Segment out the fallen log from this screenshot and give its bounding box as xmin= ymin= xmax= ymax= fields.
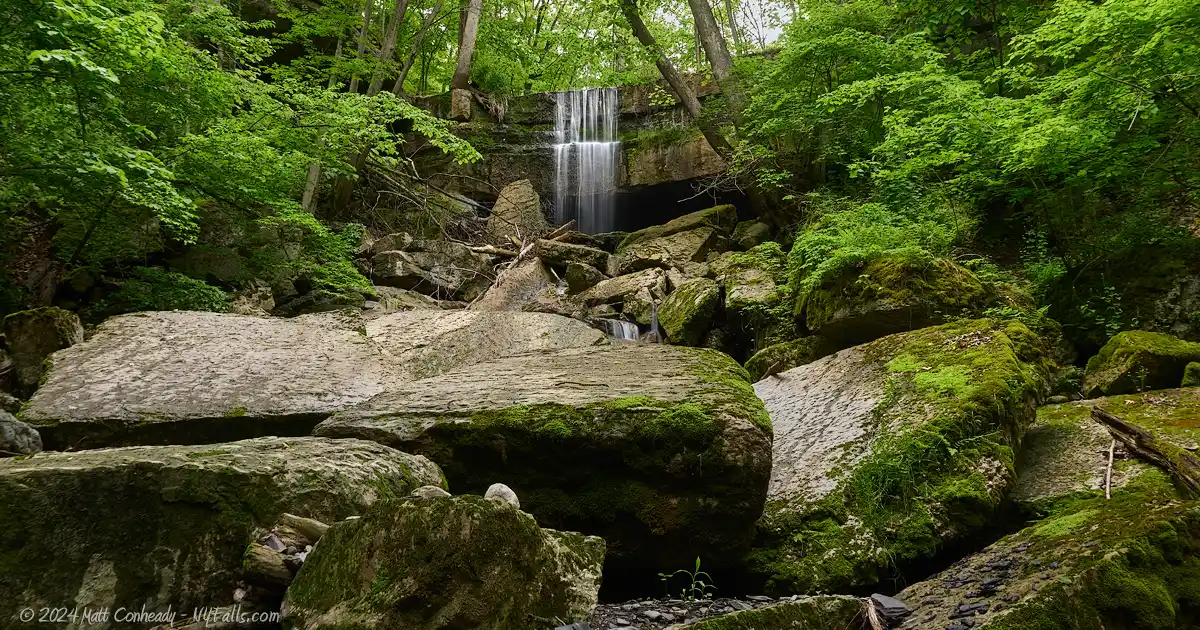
xmin=1092 ymin=406 xmax=1200 ymax=497
xmin=546 ymin=219 xmax=576 ymax=241
xmin=468 ymin=245 xmax=519 ymax=257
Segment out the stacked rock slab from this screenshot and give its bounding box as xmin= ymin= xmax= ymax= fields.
xmin=282 ymin=495 xmax=604 ymax=630
xmin=19 ymin=310 xmax=605 ymax=449
xmin=895 ymin=392 xmax=1200 ymax=628
xmin=314 ymin=344 xmax=772 ymax=574
xmin=2 ymin=306 xmax=84 ymax=394
xmin=0 ymin=437 xmax=445 ymax=617
xmin=748 ymin=319 xmax=1050 ymax=594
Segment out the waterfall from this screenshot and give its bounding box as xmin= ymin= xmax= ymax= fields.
xmin=553 ymin=88 xmax=621 ymax=234
xmin=597 ymin=318 xmax=639 ymax=343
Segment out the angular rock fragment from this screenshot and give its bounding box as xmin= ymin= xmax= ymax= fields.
xmin=1082 ymin=330 xmax=1200 ymax=397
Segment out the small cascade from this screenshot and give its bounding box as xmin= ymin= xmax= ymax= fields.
xmin=643 ymin=300 xmax=663 ymax=344
xmin=598 ymin=318 xmax=639 ymax=343
xmin=553 ymin=88 xmax=621 ymax=234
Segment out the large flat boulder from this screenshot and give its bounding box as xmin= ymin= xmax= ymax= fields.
xmin=0 ymin=437 xmax=444 ymax=618
xmin=21 ymin=310 xmax=606 ymax=450
xmin=314 ymin=344 xmax=773 ymax=574
xmin=1083 ymin=330 xmax=1200 ymax=397
xmin=748 ymin=319 xmax=1050 ymax=594
xmin=21 ymin=311 xmax=400 ymax=450
xmin=486 ymin=179 xmax=548 ymax=244
xmin=579 ymin=267 xmax=667 ymax=307
xmin=468 ymin=257 xmax=558 ymax=311
xmin=613 ymin=227 xmax=718 ymax=276
xmin=282 ymin=495 xmax=604 ymax=630
xmin=366 ymin=310 xmax=606 ymax=379
xmin=894 ymin=467 xmax=1198 ymax=629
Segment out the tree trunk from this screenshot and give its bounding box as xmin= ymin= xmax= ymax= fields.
xmin=451 ymin=0 xmax=482 ymax=90
xmin=723 ymin=0 xmax=742 ymax=49
xmin=393 ymin=0 xmax=445 ymax=96
xmin=368 ymin=0 xmax=410 ymax=95
xmin=302 ymin=38 xmax=345 ymax=213
xmin=686 ymin=0 xmax=744 ymax=119
xmin=348 ymin=0 xmax=376 ymax=94
xmin=617 ymin=0 xmax=731 ymax=161
xmin=1092 ymin=406 xmax=1200 ymax=497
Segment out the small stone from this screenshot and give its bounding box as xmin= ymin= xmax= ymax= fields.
xmin=871 ymin=593 xmax=912 ymax=619
xmin=0 ymin=411 xmax=42 ymax=456
xmin=641 ymin=610 xmax=661 ymax=620
xmin=412 ymin=485 xmax=451 ymax=499
xmin=746 ymin=595 xmax=772 ymax=602
xmin=484 ymin=482 xmax=520 ymax=508
xmin=730 ymin=600 xmax=752 ymax=611
xmin=1047 ymin=395 xmax=1069 ymax=404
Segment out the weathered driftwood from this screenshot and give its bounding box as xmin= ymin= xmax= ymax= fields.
xmin=1092 ymin=406 xmax=1200 ymax=497
xmin=279 ymin=513 xmax=329 ymax=543
xmin=468 ymin=244 xmax=519 ymax=257
xmin=546 ymin=219 xmax=577 ymax=241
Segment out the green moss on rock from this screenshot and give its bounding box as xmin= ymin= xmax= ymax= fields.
xmin=1083 ymin=330 xmax=1200 ymax=397
xmin=748 ymin=319 xmax=1052 ymax=594
xmin=795 ymin=251 xmax=993 ymax=348
xmin=0 ymin=437 xmax=444 ymax=617
xmin=719 ymin=243 xmax=797 ymax=355
xmin=659 ymin=277 xmax=720 ymax=346
xmin=1184 ymin=362 xmax=1200 ymax=388
xmin=895 ymin=470 xmax=1200 ymax=629
xmin=744 ymin=336 xmax=838 ymax=381
xmin=282 ymin=495 xmax=604 ymax=630
xmin=315 ymin=345 xmax=772 ymax=574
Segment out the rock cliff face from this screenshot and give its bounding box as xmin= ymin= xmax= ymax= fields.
xmin=408 ymin=81 xmax=728 ymax=208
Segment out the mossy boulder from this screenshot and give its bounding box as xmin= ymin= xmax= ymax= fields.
xmin=20 ymin=310 xmax=604 ymax=450
xmin=1185 ymin=362 xmax=1200 ymax=387
xmin=715 ymin=243 xmax=796 ymax=357
xmin=665 ymin=596 xmax=863 ymax=629
xmin=1083 ymin=330 xmax=1200 ymax=397
xmin=613 ymin=227 xmax=719 ymax=276
xmin=731 ymin=221 xmax=771 ymax=251
xmin=2 ymin=306 xmax=84 ymax=394
xmin=486 ymin=179 xmax=548 ymax=245
xmin=314 ymin=344 xmax=772 ymax=575
xmin=282 ymin=495 xmax=603 ymax=630
xmin=370 ymin=240 xmax=493 ymax=301
xmin=536 ymin=239 xmax=611 ymax=270
xmin=659 ymin=277 xmax=720 ymax=346
xmin=795 ymin=253 xmax=993 ymax=348
xmin=743 ymin=337 xmax=838 ymax=382
xmin=0 ymin=437 xmax=445 ymax=617
xmin=894 ymin=470 xmax=1200 ymax=629
xmin=579 ymin=267 xmax=667 ymax=307
xmin=616 ymin=205 xmax=738 ymax=252
xmin=565 ymin=262 xmax=607 ymax=294
xmin=748 ymin=319 xmax=1051 ymax=594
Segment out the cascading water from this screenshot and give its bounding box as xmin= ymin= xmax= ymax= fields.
xmin=597 ymin=318 xmax=639 ymax=343
xmin=553 ymin=88 xmax=621 ymax=234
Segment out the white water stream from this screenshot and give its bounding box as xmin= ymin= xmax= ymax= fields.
xmin=553 ymin=88 xmax=621 ymax=234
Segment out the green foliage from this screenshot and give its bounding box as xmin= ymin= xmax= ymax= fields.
xmin=88 ymin=267 xmax=229 ymax=318
xmin=658 ymin=557 xmax=717 ymax=601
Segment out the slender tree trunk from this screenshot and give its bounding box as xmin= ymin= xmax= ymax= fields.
xmin=368 ymin=0 xmax=410 ymax=95
xmin=686 ymin=0 xmax=744 ymax=119
xmin=723 ymin=0 xmax=742 ymax=49
xmin=393 ymin=0 xmax=444 ymax=96
xmin=302 ymin=38 xmax=345 ymax=213
xmin=451 ymin=0 xmax=482 ymax=90
xmin=348 ymin=0 xmax=375 ymax=94
xmin=617 ymin=0 xmax=731 ymax=160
